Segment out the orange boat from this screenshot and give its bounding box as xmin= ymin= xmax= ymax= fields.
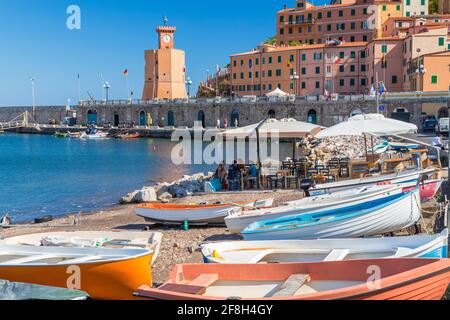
xmin=135 ymin=258 xmax=450 ymax=300
xmin=118 ymin=132 xmax=141 ymax=140
xmin=0 ymin=244 xmax=152 ymax=300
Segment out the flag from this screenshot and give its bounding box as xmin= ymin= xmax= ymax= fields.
xmin=379 ymin=82 xmax=387 ymax=95
xmin=333 ymin=55 xmax=341 ymax=64
xmin=369 ymin=85 xmax=376 ymax=97
xmin=287 ymin=61 xmax=292 ymax=68
xmin=123 ymin=69 xmax=129 ymax=76
xmin=324 ymin=89 xmax=330 ymax=96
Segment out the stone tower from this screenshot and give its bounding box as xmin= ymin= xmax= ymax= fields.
xmin=142 ymin=19 xmax=187 ymax=100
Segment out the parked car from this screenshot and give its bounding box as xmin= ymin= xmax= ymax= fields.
xmin=422 ymin=117 xmax=437 ymax=132
xmin=438 ymin=117 xmax=449 ymax=135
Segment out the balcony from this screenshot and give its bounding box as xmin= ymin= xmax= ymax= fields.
xmin=282 ymin=19 xmax=316 ymax=26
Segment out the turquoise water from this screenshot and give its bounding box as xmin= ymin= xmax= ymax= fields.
xmin=0 ymin=133 xmax=212 ymax=222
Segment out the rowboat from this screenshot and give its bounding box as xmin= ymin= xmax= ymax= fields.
xmin=118 ymin=132 xmax=141 ymax=140
xmin=54 ymin=131 xmax=69 ymax=138
xmin=202 ymin=229 xmax=448 ymax=264
xmin=242 ymin=188 xmax=421 ymax=240
xmin=0 ymin=244 xmax=152 ymax=300
xmin=135 ymin=258 xmax=450 ymax=300
xmin=80 ymin=131 xmax=109 ymax=140
xmin=225 ymin=184 xmax=402 ymax=233
xmin=134 ymin=199 xmax=274 ymax=225
xmin=0 ymin=279 xmax=89 ymax=300
xmin=309 ymin=167 xmax=435 ymax=197
xmin=0 ymin=231 xmax=163 ymax=265
xmin=68 ymin=131 xmax=83 ymax=138
xmin=403 ymin=179 xmax=443 ymax=202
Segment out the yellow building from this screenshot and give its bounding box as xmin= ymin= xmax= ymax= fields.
xmin=376 ymin=1 xmax=404 ymax=38
xmin=142 ymin=23 xmax=187 ymax=100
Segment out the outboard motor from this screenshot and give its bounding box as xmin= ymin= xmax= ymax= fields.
xmin=300 ymin=179 xmax=316 ymax=197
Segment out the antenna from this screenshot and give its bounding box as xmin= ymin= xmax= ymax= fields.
xmin=163 ymin=16 xmax=168 ymax=26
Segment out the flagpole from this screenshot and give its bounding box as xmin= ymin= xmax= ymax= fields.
xmin=126 ymin=75 xmax=130 ymax=100
xmin=77 ymin=74 xmax=81 ymax=103
xmin=376 ymin=71 xmax=380 ymax=114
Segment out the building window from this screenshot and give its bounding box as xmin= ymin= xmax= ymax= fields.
xmin=339 ymin=65 xmax=345 ymax=73
xmin=396 ymin=5 xmax=400 ymax=10
xmin=350 ymin=65 xmax=356 ymax=72
xmin=363 ymin=8 xmax=368 ymax=15
xmin=338 ymin=10 xmax=343 ymax=17
xmin=233 ymin=73 xmax=236 ymax=79
xmin=350 ymin=51 xmax=356 ymax=59
xmin=233 ymin=60 xmax=237 ymax=67
xmin=290 ymin=55 xmax=294 ymax=62
xmin=406 ymin=11 xmax=410 ymax=17
xmin=439 ymin=37 xmax=445 ymax=46
xmin=327 ymin=11 xmax=332 ymax=18
xmin=276 ymin=69 xmax=282 ymax=77
xmin=301 ymin=53 xmax=306 ymax=61
xmin=240 ymin=60 xmax=244 ymax=66
xmin=339 ymin=52 xmax=345 ymax=59
xmin=361 ymin=64 xmax=367 ymax=72
xmin=351 ymin=22 xmax=356 ymax=30
xmin=249 ymin=72 xmax=252 ymax=79
xmin=361 ymin=51 xmax=366 ymax=58
xmin=350 ymin=36 xmax=355 ymax=42
xmin=315 ymin=81 xmax=320 ymax=89
xmin=301 ymin=82 xmax=306 ymax=89
xmin=350 ymin=78 xmax=355 ymax=86
xmin=391 ymin=75 xmax=397 ymax=84
xmin=382 ymin=5 xmax=386 ymax=11
xmin=279 ymin=16 xmax=284 ymax=23
xmin=268 ymin=84 xmax=272 ymax=90
xmin=318 ymin=12 xmax=322 ymax=19
xmin=339 ymin=79 xmax=345 ymax=87
xmin=278 ymin=56 xmax=282 ymax=63
xmin=301 ymin=67 xmax=306 ymax=75
xmin=406 ymin=0 xmax=410 ymax=5
xmin=327 ymin=24 xmax=331 ymax=31
xmin=255 ymin=71 xmax=259 ymax=78
xmin=315 ymin=67 xmax=320 ymax=74
xmin=363 ymin=35 xmax=368 ymax=42
xmin=289 ymin=28 xmax=293 ymax=34
xmin=351 ymin=9 xmax=356 ymax=16
xmin=255 ymin=58 xmax=259 ymax=65
xmin=431 ymin=75 xmax=438 ymax=84
xmin=262 ymin=71 xmax=266 ymax=77
xmin=262 ymin=57 xmax=266 ymax=64
xmin=240 ymin=72 xmax=244 ymax=79
xmin=381 ymin=45 xmax=387 ymax=53
xmin=421 ymin=0 xmax=425 ymax=5
xmin=280 ymin=28 xmax=284 ymax=35
xmin=269 ymin=57 xmax=273 ymax=64
xmin=361 ymin=78 xmax=367 ymax=86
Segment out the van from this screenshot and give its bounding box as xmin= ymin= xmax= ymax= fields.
xmin=438 ymin=118 xmax=449 ymax=134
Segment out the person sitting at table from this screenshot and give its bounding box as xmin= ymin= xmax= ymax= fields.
xmin=432 ymin=134 xmax=446 ymax=150
xmin=227 ymin=161 xmax=242 ymax=191
xmin=248 ymin=162 xmax=259 ymax=189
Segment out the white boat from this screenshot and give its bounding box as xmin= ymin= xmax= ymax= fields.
xmin=80 ymin=131 xmax=109 ymax=140
xmin=309 ymin=167 xmax=435 ymax=196
xmin=225 ymin=185 xmax=402 ymax=233
xmin=0 ymin=231 xmax=163 ymax=265
xmin=134 ymin=199 xmax=274 ymax=225
xmin=242 ymin=188 xmax=422 ymax=240
xmin=202 ymin=229 xmax=449 ymax=264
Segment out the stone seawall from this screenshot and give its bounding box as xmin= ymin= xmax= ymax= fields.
xmin=76 ymin=98 xmax=449 ymax=129
xmin=0 ymin=106 xmax=68 ymax=124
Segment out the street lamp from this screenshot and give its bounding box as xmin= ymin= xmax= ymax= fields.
xmin=415 ymin=64 xmax=427 ymax=93
xmin=103 ymin=81 xmax=110 ymax=102
xmin=185 ymin=77 xmax=193 ymax=99
xmin=290 ymin=72 xmax=300 ymax=96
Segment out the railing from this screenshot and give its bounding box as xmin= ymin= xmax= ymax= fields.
xmin=77 ymin=91 xmax=450 ymax=107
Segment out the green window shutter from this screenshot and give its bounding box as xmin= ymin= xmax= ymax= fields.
xmin=339 ymin=52 xmax=344 ymax=59
xmin=350 ymin=51 xmax=356 ymax=58
xmin=396 ymin=5 xmax=400 ymax=11
xmin=406 ymin=11 xmax=410 ymax=17
xmin=406 ymin=0 xmax=410 ymax=5
xmin=381 ymin=45 xmax=387 ymax=53
xmin=302 ymin=53 xmax=306 ymax=61
xmin=382 ymin=5 xmax=386 ymax=11
xmin=431 ymin=75 xmax=438 ymax=84
xmin=439 ymin=37 xmax=445 ymax=46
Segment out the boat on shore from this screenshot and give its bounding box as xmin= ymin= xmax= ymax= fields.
xmin=225 ymin=185 xmax=402 ymax=233
xmin=135 ymin=258 xmax=450 ymax=300
xmin=242 ymin=188 xmax=421 ymax=240
xmin=0 ymin=279 xmax=89 ymax=300
xmin=134 ymin=199 xmax=274 ymax=225
xmin=1 ymin=231 xmax=163 ymax=265
xmin=0 ymin=244 xmax=152 ymax=300
xmin=403 ymin=179 xmax=444 ymax=202
xmin=202 ymin=229 xmax=449 ymax=264
xmin=309 ymin=167 xmax=436 ymax=196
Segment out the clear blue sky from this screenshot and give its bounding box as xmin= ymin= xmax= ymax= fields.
xmin=0 ymin=0 xmax=329 ymax=106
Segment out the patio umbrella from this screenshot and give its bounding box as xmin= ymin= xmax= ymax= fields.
xmin=315 ymin=114 xmax=418 ymax=138
xmin=265 ymin=88 xmax=289 ymax=97
xmin=222 ymin=118 xmax=322 ymax=140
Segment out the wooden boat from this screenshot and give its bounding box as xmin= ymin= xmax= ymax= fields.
xmin=242 ymin=188 xmax=421 ymax=240
xmin=68 ymin=131 xmax=83 ymax=138
xmin=118 ymin=132 xmax=141 ymax=140
xmin=225 ymin=185 xmax=402 ymax=233
xmin=390 ymin=142 xmax=421 ymax=150
xmin=54 ymin=131 xmax=69 ymax=138
xmin=202 ymin=229 xmax=449 ymax=264
xmin=402 ymin=179 xmax=443 ymax=202
xmin=1 ymin=231 xmax=163 ymax=265
xmin=0 ymin=244 xmax=152 ymax=300
xmin=80 ymin=131 xmax=109 ymax=140
xmin=309 ymin=167 xmax=435 ymax=197
xmin=135 ymin=258 xmax=450 ymax=300
xmin=0 ymin=279 xmax=89 ymax=300
xmin=134 ymin=199 xmax=274 ymax=225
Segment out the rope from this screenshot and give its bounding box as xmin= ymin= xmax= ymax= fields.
xmin=412 ymin=190 xmax=430 ymax=235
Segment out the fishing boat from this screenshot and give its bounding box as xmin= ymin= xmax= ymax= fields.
xmin=0 ymin=244 xmax=152 ymax=300
xmin=68 ymin=131 xmax=83 ymax=138
xmin=403 ymin=179 xmax=443 ymax=202
xmin=135 ymin=258 xmax=450 ymax=300
xmin=54 ymin=131 xmax=69 ymax=138
xmin=134 ymin=199 xmax=274 ymax=225
xmin=118 ymin=132 xmax=141 ymax=140
xmin=202 ymin=229 xmax=448 ymax=264
xmin=225 ymin=184 xmax=402 ymax=233
xmin=0 ymin=279 xmax=89 ymax=300
xmin=309 ymin=167 xmax=435 ymax=196
xmin=241 ymin=188 xmax=421 ymax=240
xmin=1 ymin=231 xmax=163 ymax=265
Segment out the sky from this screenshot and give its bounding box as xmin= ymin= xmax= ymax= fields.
xmin=0 ymin=0 xmax=330 ymax=106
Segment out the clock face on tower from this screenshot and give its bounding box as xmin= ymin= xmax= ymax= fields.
xmin=163 ymin=34 xmax=172 ymax=43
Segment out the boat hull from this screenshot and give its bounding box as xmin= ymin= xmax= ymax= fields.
xmin=135 ymin=259 xmax=450 ymax=300
xmin=242 ymin=189 xmax=422 ymax=240
xmin=402 ymin=179 xmax=443 ymax=202
xmin=202 ymin=229 xmax=449 ymax=264
xmin=225 ymin=185 xmax=401 ymax=233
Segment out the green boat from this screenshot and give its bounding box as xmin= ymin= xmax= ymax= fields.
xmin=54 ymin=131 xmax=69 ymax=138
xmin=0 ymin=279 xmax=89 ymax=300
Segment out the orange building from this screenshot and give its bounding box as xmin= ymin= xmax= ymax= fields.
xmin=142 ymin=23 xmax=187 ymax=100
xmin=276 ymin=0 xmax=403 ymax=45
xmin=410 ymin=51 xmax=450 ymax=91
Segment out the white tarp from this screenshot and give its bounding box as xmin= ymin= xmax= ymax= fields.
xmin=315 ymin=114 xmax=418 ymax=138
xmin=265 ymin=88 xmax=289 ymax=97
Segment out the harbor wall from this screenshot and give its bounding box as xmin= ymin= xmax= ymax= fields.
xmin=0 ymin=106 xmax=69 ymax=124
xmin=75 ymin=99 xmax=449 ymax=129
